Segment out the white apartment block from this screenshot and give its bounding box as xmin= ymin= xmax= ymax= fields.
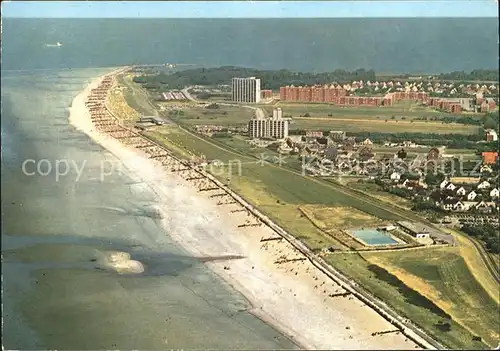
xmin=248 ymin=108 xmax=289 ymax=139
xmin=232 ymin=77 xmax=261 ymax=103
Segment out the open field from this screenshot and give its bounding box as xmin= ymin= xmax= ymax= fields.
xmin=298 ymin=205 xmax=387 ymax=250
xmin=300 ymin=204 xmax=385 ymax=230
xmin=363 ymin=249 xmax=500 ymax=348
xmin=269 ymin=101 xmax=453 ymax=118
xmin=168 ymin=105 xmax=254 ymax=126
xmin=290 ymin=117 xmax=480 ymax=134
xmin=327 ymin=250 xmax=497 ymax=349
xmin=445 ymin=229 xmax=500 ymax=305
xmin=347 ymin=182 xmax=413 ymax=210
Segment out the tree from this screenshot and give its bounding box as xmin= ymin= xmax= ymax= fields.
xmin=397 ymin=148 xmax=407 ymax=159
xmin=483 ymin=116 xmax=497 ymax=130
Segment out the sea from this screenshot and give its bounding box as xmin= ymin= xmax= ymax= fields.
xmin=1 ymin=18 xmax=498 ymax=350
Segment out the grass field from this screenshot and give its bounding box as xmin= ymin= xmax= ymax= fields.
xmin=300 ymin=204 xmax=385 ymax=230
xmin=168 ymin=105 xmax=254 ymax=126
xmin=269 ymin=101 xmax=452 ymax=118
xmin=298 ymin=204 xmax=388 ymax=250
xmin=445 ymin=229 xmax=500 ymax=305
xmin=116 ymin=74 xmax=158 ymax=117
xmin=327 ymin=249 xmax=498 ymax=349
xmin=144 ymin=125 xmax=405 ymax=250
xmin=290 ymin=117 xmax=480 ymax=134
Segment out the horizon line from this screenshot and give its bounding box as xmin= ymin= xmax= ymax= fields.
xmin=2 ymin=1 xmax=499 ymax=18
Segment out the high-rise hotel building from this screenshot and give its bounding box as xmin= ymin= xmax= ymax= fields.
xmin=232 ymin=77 xmax=261 ymax=103
xmin=248 ymin=108 xmax=289 ymax=139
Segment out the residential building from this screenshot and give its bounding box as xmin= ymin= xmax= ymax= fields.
xmin=390 ymin=172 xmax=401 ymax=182
xmin=456 ymin=187 xmax=467 ymax=196
xmin=467 ymin=191 xmax=478 ymax=201
xmin=247 ymin=108 xmax=289 ymax=139
xmin=261 ymin=89 xmax=273 ymax=99
xmin=478 ymin=181 xmax=491 ymax=189
xmin=248 ymin=118 xmax=269 ymax=139
xmin=482 ymin=151 xmax=499 ymax=165
xmin=485 ymin=129 xmax=498 ymax=142
xmin=329 ymin=130 xmax=346 ymax=141
xmin=445 ymin=182 xmax=456 ymax=191
xmin=440 ymin=180 xmax=449 ymax=190
xmin=490 ymin=188 xmax=499 ymax=199
xmin=427 ymin=148 xmax=440 ymax=161
xmin=232 ymin=77 xmax=261 ymax=103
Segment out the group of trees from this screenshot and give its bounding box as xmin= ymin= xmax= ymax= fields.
xmin=348 ymin=131 xmax=484 ymax=149
xmin=134 ymin=66 xmax=378 ymax=90
xmin=461 ymin=225 xmax=500 ymax=254
xmin=437 ymin=69 xmax=499 ymax=82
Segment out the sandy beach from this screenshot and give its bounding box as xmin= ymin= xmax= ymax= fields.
xmin=68 ymin=70 xmax=421 ymax=350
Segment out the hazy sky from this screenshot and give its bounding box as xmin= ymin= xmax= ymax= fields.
xmin=2 ymin=1 xmax=498 ymax=18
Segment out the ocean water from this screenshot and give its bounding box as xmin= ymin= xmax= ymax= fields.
xmin=1 ymin=69 xmax=298 ymax=349
xmin=2 ymin=18 xmax=498 ymax=73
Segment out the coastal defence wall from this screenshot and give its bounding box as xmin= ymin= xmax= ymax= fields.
xmin=99 ymin=69 xmax=443 ymax=350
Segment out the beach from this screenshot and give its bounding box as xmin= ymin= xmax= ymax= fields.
xmin=68 ymin=70 xmax=420 ymax=350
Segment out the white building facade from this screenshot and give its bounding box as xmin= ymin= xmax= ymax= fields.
xmin=232 ymin=77 xmax=261 ymax=103
xmin=248 ymin=108 xmax=289 ymax=139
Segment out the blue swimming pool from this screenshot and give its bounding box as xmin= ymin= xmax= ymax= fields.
xmin=350 ymin=229 xmax=399 ymax=246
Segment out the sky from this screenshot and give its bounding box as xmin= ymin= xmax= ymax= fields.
xmin=2 ymin=1 xmax=498 ymax=18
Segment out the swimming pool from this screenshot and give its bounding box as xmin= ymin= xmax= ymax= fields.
xmin=350 ymin=229 xmax=400 ymax=246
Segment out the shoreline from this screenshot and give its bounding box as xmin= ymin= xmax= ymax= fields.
xmin=68 ymin=68 xmax=424 ymax=350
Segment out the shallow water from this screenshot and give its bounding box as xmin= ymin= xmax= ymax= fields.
xmin=1 ymin=69 xmax=298 ymax=350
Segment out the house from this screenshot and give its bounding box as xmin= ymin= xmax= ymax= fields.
xmin=445 ymin=182 xmax=456 ymax=191
xmin=439 ymin=180 xmax=449 ymax=190
xmin=467 ymin=191 xmax=478 ymax=201
xmin=485 ymin=129 xmax=498 ymax=142
xmin=462 ymin=201 xmax=478 ymax=211
xmin=482 ymin=152 xmax=499 ymax=165
xmin=490 ymin=188 xmax=499 ymax=199
xmin=475 ymin=201 xmax=490 ymax=212
xmin=390 ymin=172 xmax=401 ymax=182
xmin=480 ymin=164 xmax=493 ymax=173
xmin=441 ymin=198 xmax=461 ymax=211
xmin=401 ymin=179 xmax=421 ymax=190
xmin=477 ymin=181 xmax=491 ymax=189
xmin=427 ymin=147 xmax=440 ymax=161
xmin=362 ymin=138 xmax=373 ymax=146
xmin=453 ymin=201 xmax=466 ymax=211
xmin=456 ymin=187 xmax=467 ymax=196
